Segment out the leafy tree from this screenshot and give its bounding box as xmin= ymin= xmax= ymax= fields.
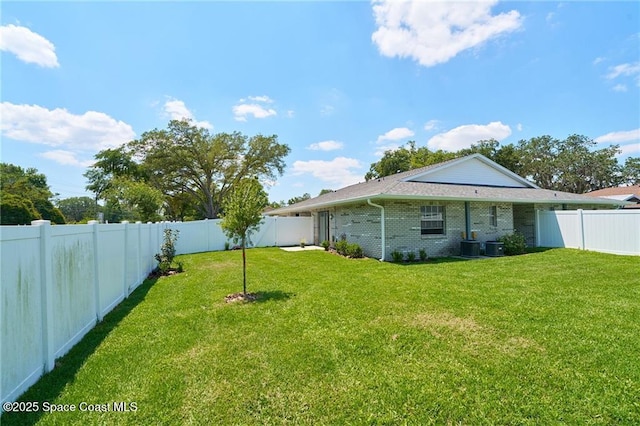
xmin=127 ymin=119 xmax=290 ymax=219
xmin=518 ymin=135 xmax=622 ymax=193
xmin=459 ymin=139 xmax=523 ymax=175
xmin=220 ymin=178 xmax=268 ymax=296
xmin=622 ymin=157 xmax=640 ymax=186
xmin=84 ymin=147 xmax=142 ymax=200
xmin=56 ymin=196 xmax=97 ymax=223
xmin=287 ymin=193 xmax=311 ymax=205
xmin=365 ymin=144 xmax=413 ymax=181
xmin=0 ymin=193 xmax=41 ymax=224
xmin=164 ymin=190 xmax=201 ymax=222
xmin=267 ymin=200 xmax=286 ymax=209
xmin=365 ymin=141 xmax=457 ymax=181
xmin=0 ymin=163 xmax=66 ymax=224
xmin=318 ymin=189 xmax=334 ymax=196
xmin=105 ymin=178 xmax=164 ymax=223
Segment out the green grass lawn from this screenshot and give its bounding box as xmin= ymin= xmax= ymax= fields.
xmin=3 ymin=248 xmax=640 ymax=425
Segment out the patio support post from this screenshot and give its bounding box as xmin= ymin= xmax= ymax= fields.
xmin=464 ymin=201 xmax=471 ymax=240
xmin=367 ymin=199 xmax=385 ymax=261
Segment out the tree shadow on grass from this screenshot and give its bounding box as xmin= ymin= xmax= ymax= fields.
xmin=255 ymin=290 xmax=294 ymax=303
xmin=0 ymin=277 xmax=158 ymax=426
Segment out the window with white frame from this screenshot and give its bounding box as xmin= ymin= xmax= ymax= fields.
xmin=489 ymin=205 xmax=498 ymax=227
xmin=421 ymin=205 xmax=445 ymax=235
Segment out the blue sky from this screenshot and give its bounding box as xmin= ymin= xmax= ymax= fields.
xmin=1 ymin=1 xmax=639 ymax=204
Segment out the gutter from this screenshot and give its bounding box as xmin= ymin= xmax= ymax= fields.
xmin=367 ymin=199 xmax=385 ymax=261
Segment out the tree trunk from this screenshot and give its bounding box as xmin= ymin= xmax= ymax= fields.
xmin=242 ymin=236 xmax=247 ymax=296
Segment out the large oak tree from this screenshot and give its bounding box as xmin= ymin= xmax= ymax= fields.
xmin=127 ymin=120 xmax=290 ymax=219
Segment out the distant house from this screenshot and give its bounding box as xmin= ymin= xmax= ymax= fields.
xmin=267 ymin=154 xmax=627 ymax=260
xmin=586 ymin=185 xmax=640 ymax=209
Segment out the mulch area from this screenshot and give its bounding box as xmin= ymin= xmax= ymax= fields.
xmin=225 ymin=292 xmax=259 ymax=303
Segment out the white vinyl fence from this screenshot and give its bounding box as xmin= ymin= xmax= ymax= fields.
xmin=537 ymin=209 xmax=640 ymax=255
xmin=0 ymin=216 xmax=312 ymax=409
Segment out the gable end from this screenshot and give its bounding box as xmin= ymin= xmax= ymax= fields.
xmin=406 ymin=156 xmax=535 ymax=188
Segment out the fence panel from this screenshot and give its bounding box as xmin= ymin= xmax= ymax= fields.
xmin=50 ymin=226 xmax=96 ymax=359
xmin=98 ymin=224 xmax=127 ymax=316
xmin=270 ymin=217 xmax=314 ymax=246
xmin=0 ymin=226 xmax=44 ymax=404
xmin=537 ymin=209 xmax=639 ymax=255
xmin=582 ymin=210 xmax=640 ymax=255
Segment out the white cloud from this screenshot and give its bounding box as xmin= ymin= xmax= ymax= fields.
xmin=371 ymin=0 xmax=522 ymax=67
xmin=308 ymin=140 xmax=344 ymax=151
xmin=39 ymin=150 xmax=93 ymax=167
xmin=595 ymin=129 xmax=640 ymax=144
xmin=376 ymin=127 xmax=414 ymax=143
xmin=0 ymin=24 xmax=59 ymax=68
xmin=620 ymin=143 xmax=640 ymax=156
xmin=427 ymin=121 xmax=512 ymax=151
xmin=612 ymin=84 xmax=628 ymax=92
xmin=320 ymin=105 xmax=335 ymax=116
xmin=287 ymin=110 xmax=295 ymax=118
xmin=246 ymin=95 xmax=274 ymax=103
xmin=606 ymin=62 xmax=640 ymax=80
xmin=163 ymin=98 xmax=213 ymax=129
xmin=423 ymin=120 xmax=439 ymax=131
xmin=233 ymin=96 xmax=277 ymax=122
xmin=292 ymin=157 xmax=363 ymax=187
xmin=516 ymin=123 xmax=523 ymax=131
xmin=0 ymin=102 xmax=135 ymax=152
xmin=593 ymin=57 xmax=605 ymax=65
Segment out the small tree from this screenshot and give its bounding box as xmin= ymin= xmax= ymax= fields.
xmin=155 ymin=228 xmax=180 ymax=275
xmin=220 ymin=178 xmax=268 ymax=296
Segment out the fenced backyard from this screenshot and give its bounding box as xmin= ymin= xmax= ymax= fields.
xmin=0 ymin=217 xmax=313 ymax=408
xmin=1 ymin=209 xmax=638 ymax=421
xmin=2 ymin=248 xmax=639 ymax=424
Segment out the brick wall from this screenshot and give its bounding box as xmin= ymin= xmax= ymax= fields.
xmin=331 ymin=200 xmax=515 ymax=260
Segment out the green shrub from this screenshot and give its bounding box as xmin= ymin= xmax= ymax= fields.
xmin=346 ymin=243 xmax=363 ymax=258
xmin=406 ymin=251 xmax=416 ymax=262
xmin=155 ymin=228 xmax=180 ymax=274
xmin=391 ymin=250 xmax=404 ymax=262
xmin=0 ymin=193 xmax=41 ymax=225
xmin=321 ymin=240 xmax=330 ymax=251
xmin=419 ymin=249 xmax=427 ymax=261
xmin=335 ymin=240 xmax=349 ymax=256
xmin=498 ymin=232 xmax=527 ymax=255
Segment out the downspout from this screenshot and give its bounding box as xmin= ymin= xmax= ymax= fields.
xmin=367 ymin=199 xmax=385 ymax=261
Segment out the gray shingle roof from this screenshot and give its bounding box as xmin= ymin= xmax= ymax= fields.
xmin=269 ymin=154 xmax=627 ymax=214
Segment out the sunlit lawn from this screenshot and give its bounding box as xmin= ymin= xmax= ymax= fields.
xmin=3 ymin=248 xmax=640 ymax=424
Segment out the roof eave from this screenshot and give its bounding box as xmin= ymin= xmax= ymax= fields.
xmin=266 ymin=193 xmax=627 ymax=215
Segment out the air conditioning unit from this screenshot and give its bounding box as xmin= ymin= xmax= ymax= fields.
xmin=485 ymin=241 xmax=505 ymax=257
xmin=460 ymin=240 xmax=480 ymax=257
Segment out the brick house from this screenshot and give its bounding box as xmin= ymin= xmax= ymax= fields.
xmin=267 ymin=154 xmax=626 ymax=260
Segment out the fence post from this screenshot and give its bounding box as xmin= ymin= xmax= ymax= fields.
xmin=88 ymin=221 xmax=103 ymax=322
xmin=32 ymin=220 xmax=55 ymax=373
xmin=577 ymin=209 xmax=585 ymax=250
xmin=136 ymin=222 xmax=142 ymax=288
xmin=122 ymin=221 xmax=129 ymax=298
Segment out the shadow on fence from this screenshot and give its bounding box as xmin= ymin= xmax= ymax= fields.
xmin=0 ymin=276 xmax=157 ymax=426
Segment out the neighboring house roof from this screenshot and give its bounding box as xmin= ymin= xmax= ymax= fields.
xmin=269 ymin=154 xmax=628 ymax=215
xmin=586 ymin=185 xmax=640 ymax=204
